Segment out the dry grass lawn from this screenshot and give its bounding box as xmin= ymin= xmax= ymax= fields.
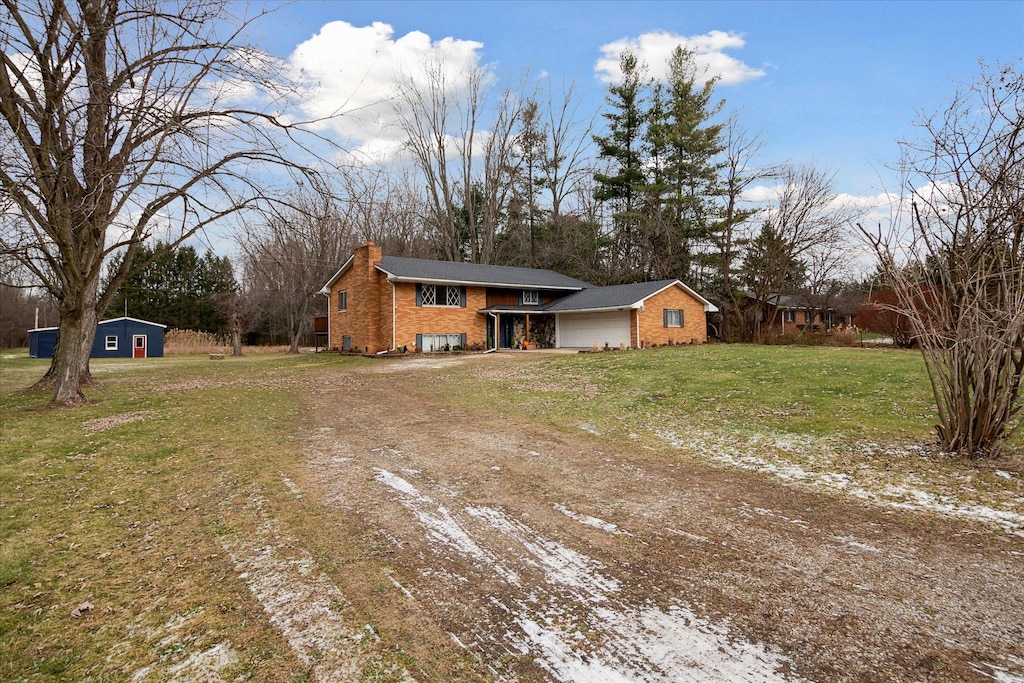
xmin=1 ymin=347 xmax=1021 ymax=682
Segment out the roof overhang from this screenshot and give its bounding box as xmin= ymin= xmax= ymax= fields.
xmin=479 ymin=305 xmax=548 ymax=314
xmin=550 ymin=306 xmax=634 ymax=315
xmin=318 ymin=254 xmax=355 ymax=295
xmin=98 ymin=316 xmax=168 ymax=328
xmin=377 ymin=266 xmax=585 ymax=291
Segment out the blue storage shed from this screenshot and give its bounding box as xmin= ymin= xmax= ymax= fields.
xmin=28 ymin=316 xmax=166 ymax=359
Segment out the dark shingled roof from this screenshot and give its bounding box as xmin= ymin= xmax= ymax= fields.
xmin=543 ymin=280 xmax=679 ymax=312
xmin=376 ymin=256 xmax=591 ymax=290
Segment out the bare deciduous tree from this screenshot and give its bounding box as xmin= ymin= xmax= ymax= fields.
xmin=741 ymin=165 xmax=854 ymax=340
xmin=395 ymin=58 xmax=488 ymax=262
xmin=862 ymin=63 xmax=1023 ymax=456
xmin=710 ymin=116 xmax=765 ymax=340
xmin=0 ymin=0 xmax=330 ymax=405
xmin=237 ymin=192 xmax=356 ymax=354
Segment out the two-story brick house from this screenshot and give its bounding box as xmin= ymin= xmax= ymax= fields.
xmin=320 ymin=243 xmax=718 ymax=353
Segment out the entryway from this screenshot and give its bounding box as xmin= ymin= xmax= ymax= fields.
xmin=133 ymin=334 xmax=147 ymax=358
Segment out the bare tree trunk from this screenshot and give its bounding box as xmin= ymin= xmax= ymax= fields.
xmin=231 ymin=311 xmax=243 ymax=357
xmin=32 ymin=273 xmax=100 ymax=403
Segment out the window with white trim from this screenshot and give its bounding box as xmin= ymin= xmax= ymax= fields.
xmin=783 ymin=310 xmax=795 ymax=323
xmin=105 ymin=335 xmax=118 ymax=350
xmin=338 ymin=290 xmax=347 ymax=312
xmin=663 ymin=309 xmax=684 ymax=327
xmin=419 ymin=284 xmax=462 ymax=307
xmin=522 ymin=289 xmax=539 ymax=305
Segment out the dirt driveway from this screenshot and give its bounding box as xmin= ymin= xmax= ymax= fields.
xmin=244 ymin=354 xmax=1024 ymax=682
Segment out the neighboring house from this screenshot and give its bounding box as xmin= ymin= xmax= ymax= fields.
xmin=746 ymin=294 xmax=851 ymax=334
xmin=28 ymin=316 xmax=166 ymax=359
xmin=319 ymin=242 xmax=718 ymax=353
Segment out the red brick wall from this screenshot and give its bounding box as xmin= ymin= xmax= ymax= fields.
xmin=394 ymin=283 xmax=488 ymax=350
xmin=329 ymin=243 xmax=489 ymax=353
xmin=329 ymin=243 xmax=387 ymax=352
xmin=637 ymin=284 xmax=708 ymax=346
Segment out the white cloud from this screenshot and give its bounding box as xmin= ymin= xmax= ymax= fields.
xmin=282 ymin=21 xmax=486 ymax=162
xmin=741 ymin=184 xmax=898 ymax=213
xmin=595 ymin=30 xmax=766 ymax=86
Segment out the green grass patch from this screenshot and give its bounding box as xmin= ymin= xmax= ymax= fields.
xmin=0 ymin=351 xmax=379 ymax=682
xmin=454 ymin=345 xmax=939 ymax=443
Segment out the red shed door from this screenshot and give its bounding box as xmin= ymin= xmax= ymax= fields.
xmin=133 ymin=335 xmax=146 ymax=358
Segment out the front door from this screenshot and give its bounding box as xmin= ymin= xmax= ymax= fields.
xmin=133 ymin=335 xmax=146 ymax=358
xmin=499 ymin=315 xmax=518 ymax=349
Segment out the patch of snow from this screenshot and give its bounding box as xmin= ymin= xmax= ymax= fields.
xmin=377 ymin=472 xmax=799 ymax=681
xmin=280 ymin=475 xmax=301 ymax=497
xmin=667 ymin=528 xmax=710 ymax=543
xmin=996 ymin=470 xmax=1014 ymax=480
xmin=374 ymin=468 xmax=426 ymax=501
xmin=374 ymin=469 xmax=521 ymax=585
xmin=384 ymin=570 xmax=415 ymax=601
xmin=166 ymin=641 xmax=239 ymax=682
xmin=971 ymin=658 xmax=1024 ymax=682
xmin=833 ymin=535 xmax=881 ymax=554
xmin=223 ymin=498 xmax=415 ymax=682
xmin=553 ymin=503 xmax=628 ymax=535
xmin=469 ymin=505 xmax=620 ymax=598
xmin=654 ymin=427 xmax=1024 ymax=538
xmin=579 ymin=423 xmax=600 ymax=435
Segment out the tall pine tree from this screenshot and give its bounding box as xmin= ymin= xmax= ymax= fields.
xmin=106 ymin=242 xmax=236 ymax=333
xmin=593 ymin=52 xmax=650 ymax=281
xmin=644 ymin=46 xmax=726 ymax=282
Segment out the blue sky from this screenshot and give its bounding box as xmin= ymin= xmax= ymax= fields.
xmin=224 ymin=0 xmax=1024 ymax=243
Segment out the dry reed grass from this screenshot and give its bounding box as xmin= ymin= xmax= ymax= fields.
xmin=164 ymin=328 xmax=291 ymax=355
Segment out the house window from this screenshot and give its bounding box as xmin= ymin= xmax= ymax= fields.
xmin=419 ymin=333 xmax=464 ymax=352
xmin=522 ymin=290 xmax=539 ymax=305
xmin=663 ymin=309 xmax=684 ymax=327
xmin=338 ymin=290 xmax=348 ymax=312
xmin=783 ymin=310 xmax=796 ymax=323
xmin=419 ymin=284 xmax=462 ymax=307
xmin=803 ymin=311 xmax=811 ymax=324
xmin=105 ymin=335 xmax=118 ymax=351
xmin=342 ymin=335 xmax=351 ymax=351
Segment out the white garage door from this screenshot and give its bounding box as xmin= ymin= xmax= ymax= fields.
xmin=557 ymin=311 xmax=631 ymax=348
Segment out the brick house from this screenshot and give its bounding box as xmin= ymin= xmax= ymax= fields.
xmin=319 ymin=243 xmax=718 ymax=353
xmin=745 ymin=294 xmax=853 ymax=335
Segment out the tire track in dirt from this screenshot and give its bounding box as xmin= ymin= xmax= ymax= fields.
xmin=297 ymin=354 xmax=1024 ymax=682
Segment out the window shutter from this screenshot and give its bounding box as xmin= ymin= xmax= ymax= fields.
xmin=663 ymin=309 xmax=669 ymax=327
xmin=518 ymin=290 xmax=523 ymax=305
xmin=678 ymin=309 xmax=684 ymax=326
xmin=460 ymin=286 xmax=467 ymax=308
xmin=415 ymin=333 xmax=422 ymax=350
xmin=415 ymin=284 xmax=423 ymax=307
xmin=460 ymin=333 xmax=467 ymax=348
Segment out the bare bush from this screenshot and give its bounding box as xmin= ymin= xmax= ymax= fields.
xmin=862 ymin=63 xmax=1023 ymax=457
